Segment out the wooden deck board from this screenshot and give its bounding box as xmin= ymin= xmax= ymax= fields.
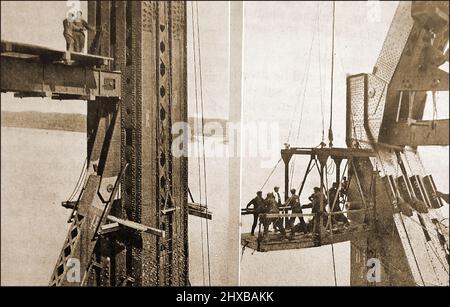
xmin=241 ymin=223 xmax=371 ymax=252
xmin=1 ymin=40 xmax=113 ymax=67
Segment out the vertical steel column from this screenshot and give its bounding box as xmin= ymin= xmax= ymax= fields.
xmin=86 ymin=0 xmax=188 ymax=286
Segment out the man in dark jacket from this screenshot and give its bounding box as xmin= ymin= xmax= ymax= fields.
xmin=286 ymin=189 xmax=306 ymax=232
xmin=328 ymin=182 xmax=348 ymax=225
xmin=63 ymin=12 xmax=83 ymax=52
xmin=246 ymin=191 xmax=265 ymax=236
xmin=262 ymin=193 xmax=285 ymax=237
xmin=309 ymin=187 xmax=327 ymax=244
xmin=73 ymin=10 xmax=96 ymax=52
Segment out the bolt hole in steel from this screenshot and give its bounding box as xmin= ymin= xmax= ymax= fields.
xmin=107 ymin=184 xmax=114 ymax=193
xmin=160 ymin=107 xmax=166 ymax=120
xmin=160 ymin=61 xmax=166 ymax=76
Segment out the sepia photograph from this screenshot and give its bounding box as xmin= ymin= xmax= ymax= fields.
xmin=1 ymin=0 xmax=448 ymax=290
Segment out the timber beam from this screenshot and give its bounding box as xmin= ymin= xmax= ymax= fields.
xmin=281 ymin=147 xmax=375 ymax=164
xmin=385 ymin=119 xmax=449 ymax=146
xmin=188 ymin=203 xmax=213 ymax=220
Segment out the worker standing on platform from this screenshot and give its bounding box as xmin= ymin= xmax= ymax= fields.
xmin=340 ymin=176 xmax=349 ymax=196
xmin=263 ymin=193 xmax=285 ymax=237
xmin=273 ymin=186 xmax=282 ymax=207
xmin=309 ymin=187 xmax=327 ymax=242
xmin=73 ymin=10 xmax=96 ymax=53
xmin=246 ymin=191 xmax=265 ymax=236
xmin=286 ymin=189 xmax=307 ymax=237
xmin=286 ymin=189 xmax=306 ymax=229
xmin=328 ymin=182 xmax=349 ymax=225
xmin=63 ymin=12 xmax=83 ymax=52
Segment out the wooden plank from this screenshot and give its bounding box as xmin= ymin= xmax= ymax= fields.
xmin=106 ymin=215 xmax=165 ymax=238
xmin=187 ymin=203 xmax=212 ymax=220
xmin=100 ymin=222 xmax=120 ymax=235
xmin=281 ymin=147 xmax=375 ymax=159
xmin=241 ymin=224 xmax=371 ymax=252
xmin=1 ymin=40 xmax=113 ymax=66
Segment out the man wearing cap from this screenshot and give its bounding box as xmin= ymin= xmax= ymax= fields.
xmin=246 ymin=191 xmax=266 ymax=236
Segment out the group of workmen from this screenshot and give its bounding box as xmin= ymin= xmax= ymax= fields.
xmin=246 ymin=178 xmax=350 ymax=240
xmin=63 ymin=10 xmax=95 ymax=53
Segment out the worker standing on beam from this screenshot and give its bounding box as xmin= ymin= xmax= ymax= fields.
xmin=73 ymin=10 xmax=95 ymax=53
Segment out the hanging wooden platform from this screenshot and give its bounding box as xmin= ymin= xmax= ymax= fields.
xmin=241 ymin=223 xmax=372 ymax=252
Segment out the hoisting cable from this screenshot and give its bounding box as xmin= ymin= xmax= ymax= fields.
xmin=260 ymin=158 xmax=282 ymax=191
xmin=195 ymin=1 xmax=212 ymax=286
xmin=373 ymin=149 xmax=427 ymax=285
xmin=190 ymin=2 xmax=206 ymax=286
xmin=347 ymin=232 xmax=428 ymax=286
xmin=328 ymin=1 xmax=335 ymax=148
xmin=286 ymin=2 xmax=320 ymax=145
xmin=324 ymin=160 xmax=348 ymax=286
xmin=317 ymin=3 xmax=325 ymax=144
xmin=289 ymin=4 xmax=321 ymax=187
xmin=67 ymin=157 xmax=87 ymax=201
xmin=396 ymin=151 xmax=449 ymax=274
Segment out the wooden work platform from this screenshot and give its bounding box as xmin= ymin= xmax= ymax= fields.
xmin=241 ymin=223 xmax=371 ymax=252
xmin=1 ymin=40 xmax=113 ymax=67
xmin=1 ymin=40 xmax=120 ymax=100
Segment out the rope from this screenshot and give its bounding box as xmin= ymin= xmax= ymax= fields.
xmin=395 ymin=151 xmax=449 ymax=275
xmin=260 ymin=158 xmax=282 ymax=191
xmin=424 ymin=239 xmax=444 ymax=286
xmin=348 ymin=237 xmax=428 ymax=286
xmin=372 ymin=148 xmax=427 ymax=285
xmin=190 ymin=2 xmax=206 ymax=286
xmin=317 ymin=3 xmax=325 ymax=143
xmin=328 ymin=1 xmax=335 ymax=148
xmin=195 ymin=1 xmax=212 ymax=286
xmin=291 ymin=3 xmax=320 ymax=147
xmin=288 ymin=5 xmax=321 ymax=187
xmin=67 ymin=157 xmax=87 ymax=201
xmin=324 ymin=162 xmax=337 ymax=286
xmin=286 ymin=3 xmax=320 ymax=145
